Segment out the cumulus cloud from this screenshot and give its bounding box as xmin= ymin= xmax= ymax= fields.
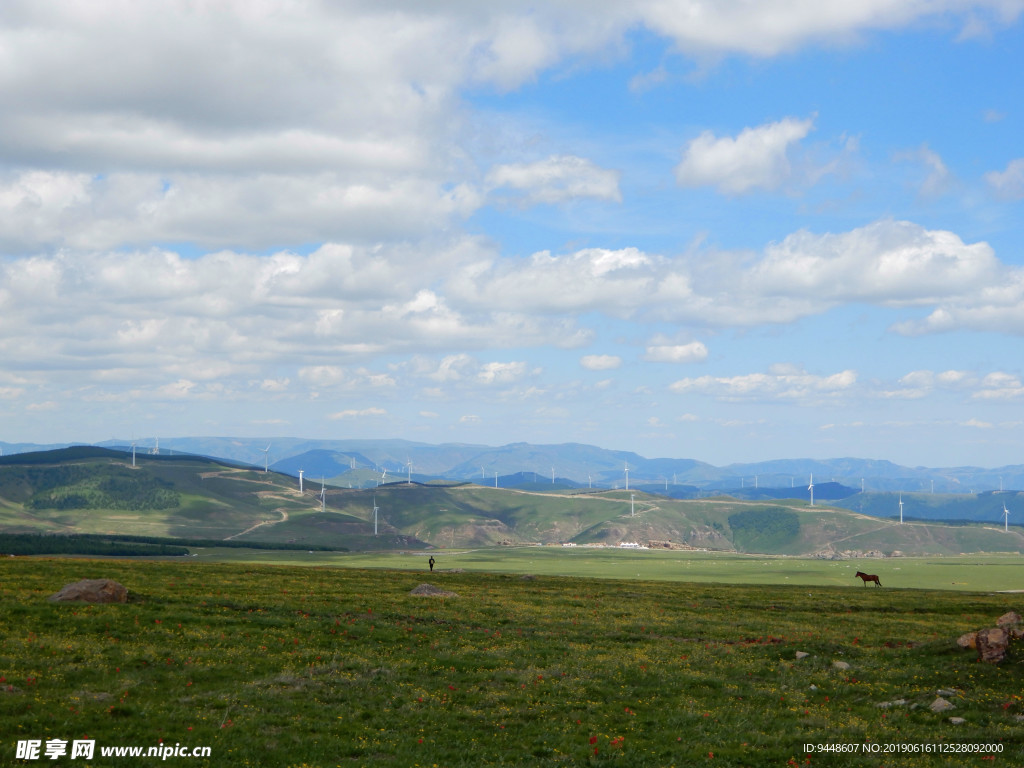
xmin=580 ymin=354 xmax=622 ymax=370
xmin=675 ymin=117 xmax=815 ymax=194
xmin=478 ymin=361 xmax=530 ymax=384
xmin=486 ymin=155 xmax=621 ymax=205
xmin=638 ymin=0 xmax=1022 ymax=57
xmin=669 ymin=364 xmax=856 ymax=401
xmin=644 ymin=341 xmax=708 ymax=363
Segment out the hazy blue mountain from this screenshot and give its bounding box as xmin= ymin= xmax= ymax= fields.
xmin=18 ymin=436 xmax=1024 ymax=497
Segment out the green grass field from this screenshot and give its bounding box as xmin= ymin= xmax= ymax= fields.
xmin=190 ymin=546 xmax=1024 ymax=593
xmin=2 ymin=557 xmax=1023 ymax=766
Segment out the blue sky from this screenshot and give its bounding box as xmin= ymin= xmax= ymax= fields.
xmin=1 ymin=1 xmax=1022 ymax=467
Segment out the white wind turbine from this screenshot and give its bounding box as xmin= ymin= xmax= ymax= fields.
xmin=298 ymin=470 xmax=304 ymax=494
xmin=320 ymin=477 xmax=326 ymax=513
xmin=406 ymin=458 xmax=413 ymax=485
xmin=808 ymin=474 xmax=814 ymax=507
xmin=899 ymin=492 xmax=904 ymax=524
xmin=630 ymin=493 xmax=635 ymax=517
xmin=1004 ymin=502 xmax=1011 ymax=532
xmin=131 ymin=440 xmax=137 ymax=468
xmin=624 ymin=462 xmax=630 ymax=491
xmin=494 ymin=471 xmax=498 ymax=488
xmin=261 ymin=444 xmax=270 ymax=473
xmin=373 ymin=496 xmax=379 ymax=536
xmin=380 ymin=467 xmax=387 ymax=486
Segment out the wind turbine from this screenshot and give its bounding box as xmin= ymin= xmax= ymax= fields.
xmin=551 ymin=466 xmax=555 ymax=484
xmin=1004 ymin=502 xmax=1011 ymax=532
xmin=299 ymin=470 xmax=304 ymax=494
xmin=624 ymin=462 xmax=630 ymax=491
xmin=588 ymin=473 xmax=592 ymax=489
xmin=899 ymin=493 xmax=904 ymax=525
xmin=406 ymin=458 xmax=412 ymax=485
xmin=808 ymin=474 xmax=814 ymax=507
xmin=131 ymin=440 xmax=137 ymax=468
xmin=630 ymin=493 xmax=635 ymax=517
xmin=320 ymin=477 xmax=325 ymax=513
xmin=261 ymin=443 xmax=270 ymax=473
xmin=494 ymin=471 xmax=498 ymax=489
xmin=380 ymin=467 xmax=387 ymax=486
xmin=373 ymin=496 xmax=379 ymax=536
xmin=151 ymin=437 xmax=160 ymax=456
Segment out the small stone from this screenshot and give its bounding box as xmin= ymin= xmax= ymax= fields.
xmin=408 ymin=583 xmax=458 ymax=598
xmin=936 ymin=688 xmax=958 ymax=697
xmin=877 ymin=699 xmax=907 ymax=709
xmin=930 ymin=697 xmax=955 ymax=713
xmin=948 ymin=717 xmax=966 ymax=725
xmin=956 ymin=632 xmax=977 ymax=649
xmin=809 ymin=685 xmax=818 ymax=691
xmin=795 ymin=651 xmax=810 ymax=660
xmin=832 ymin=661 xmax=851 ymax=671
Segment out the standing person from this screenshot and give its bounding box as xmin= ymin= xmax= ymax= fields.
xmin=428 ymin=556 xmax=435 ymax=572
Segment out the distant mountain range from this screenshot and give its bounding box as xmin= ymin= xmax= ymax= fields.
xmin=2 ymin=436 xmax=1022 ymax=496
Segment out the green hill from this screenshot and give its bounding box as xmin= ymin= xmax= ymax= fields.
xmin=2 ymin=449 xmax=1023 ymax=556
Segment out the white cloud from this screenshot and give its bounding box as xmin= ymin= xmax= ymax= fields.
xmin=670 ymin=364 xmax=856 ymax=401
xmin=984 ymin=158 xmax=1024 ymax=199
xmin=638 ymin=1 xmax=1022 ymax=57
xmin=895 ymin=143 xmax=951 ymax=197
xmin=644 ymin=341 xmax=708 ymax=363
xmin=580 ymin=354 xmax=622 ymax=370
xmin=478 ymin=361 xmax=529 ymax=384
xmin=962 ymin=418 xmax=994 ymax=428
xmin=486 ymin=155 xmax=621 ymax=205
xmin=329 ymin=407 xmax=387 ymax=420
xmin=674 ymin=117 xmax=815 ymax=194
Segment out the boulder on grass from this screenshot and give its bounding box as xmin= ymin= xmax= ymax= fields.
xmin=48 ymin=579 xmax=128 ymax=604
xmin=976 ymin=627 xmax=1010 ymax=664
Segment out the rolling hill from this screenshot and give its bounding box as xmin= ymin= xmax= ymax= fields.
xmin=2 ymin=447 xmax=1023 ymax=557
xmin=6 ymin=437 xmax=1024 ymax=497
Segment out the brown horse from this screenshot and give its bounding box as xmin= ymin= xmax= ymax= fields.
xmin=855 ymin=571 xmax=881 ymax=587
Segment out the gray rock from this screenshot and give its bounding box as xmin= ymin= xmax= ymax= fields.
xmin=832 ymin=661 xmax=851 ymax=671
xmin=948 ymin=717 xmax=966 ymax=725
xmin=930 ymin=697 xmax=955 ymax=713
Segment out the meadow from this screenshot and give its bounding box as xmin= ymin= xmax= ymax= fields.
xmin=2 ymin=557 xmax=1023 ymax=766
xmin=195 ymin=546 xmax=1024 ymax=593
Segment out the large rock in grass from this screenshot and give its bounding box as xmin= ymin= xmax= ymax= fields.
xmin=48 ymin=579 xmax=128 ymax=604
xmin=976 ymin=627 xmax=1010 ymax=664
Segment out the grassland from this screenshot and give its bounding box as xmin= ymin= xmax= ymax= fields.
xmin=2 ymin=558 xmax=1023 ymax=767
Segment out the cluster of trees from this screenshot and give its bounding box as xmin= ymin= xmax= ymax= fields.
xmin=0 ymin=533 xmax=347 ymax=556
xmin=728 ymin=508 xmax=801 ymax=551
xmin=0 ymin=533 xmax=189 ymax=557
xmin=26 ymin=472 xmax=180 ymax=511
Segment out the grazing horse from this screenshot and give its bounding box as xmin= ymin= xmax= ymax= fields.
xmin=855 ymin=571 xmax=881 ymax=587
